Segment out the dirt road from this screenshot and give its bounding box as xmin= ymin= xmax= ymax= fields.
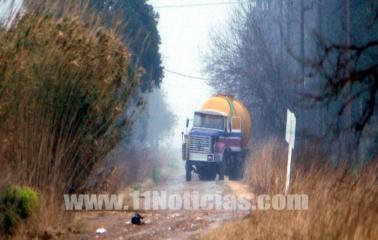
xmin=68 ymin=175 xmax=251 ymax=240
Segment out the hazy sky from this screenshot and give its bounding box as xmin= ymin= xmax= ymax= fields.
xmin=0 ymin=0 xmax=23 ymax=27
xmin=149 ymin=0 xmax=234 ymax=145
xmin=0 ymin=0 xmax=234 ymax=146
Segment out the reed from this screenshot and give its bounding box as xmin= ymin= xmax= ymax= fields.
xmin=205 ymin=139 xmax=378 ymax=240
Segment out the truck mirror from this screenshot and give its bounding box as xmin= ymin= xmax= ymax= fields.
xmin=186 ymin=118 xmax=189 ymax=128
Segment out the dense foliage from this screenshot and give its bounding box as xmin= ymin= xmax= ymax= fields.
xmin=0 ymin=11 xmax=140 ymax=192
xmin=91 ymin=0 xmax=163 ymax=91
xmin=0 ymin=186 xmax=39 ymax=235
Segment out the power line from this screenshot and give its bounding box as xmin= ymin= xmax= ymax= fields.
xmin=154 ymin=1 xmax=242 ymax=9
xmin=163 ymin=81 xmax=211 ymax=90
xmin=164 ymin=68 xmax=211 ymax=81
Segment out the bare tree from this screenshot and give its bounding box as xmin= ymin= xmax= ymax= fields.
xmin=311 ymin=40 xmax=378 ymax=137
xmin=204 ymin=0 xmax=378 ymax=162
xmin=204 ymin=3 xmax=293 ymax=142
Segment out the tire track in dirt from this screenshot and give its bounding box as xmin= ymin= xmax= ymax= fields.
xmin=68 ymin=176 xmax=251 ymax=239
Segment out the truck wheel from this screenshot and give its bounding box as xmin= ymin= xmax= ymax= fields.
xmin=228 ymin=153 xmax=239 ymax=180
xmin=229 ymin=156 xmax=245 ymax=180
xmin=198 ymin=172 xmax=206 ymax=181
xmin=227 ymin=153 xmax=235 ymax=180
xmin=218 ymin=161 xmax=225 ymax=180
xmin=228 ymin=161 xmax=238 ymax=180
xmin=208 ymin=168 xmax=217 ymax=181
xmin=223 ymin=148 xmax=231 ymax=176
xmin=198 ymin=168 xmax=208 ymax=181
xmin=238 ymin=158 xmax=245 ymax=179
xmin=198 ymin=166 xmax=216 ymax=181
xmin=185 ymin=161 xmax=192 ymax=181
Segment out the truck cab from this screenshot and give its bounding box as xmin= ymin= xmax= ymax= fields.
xmin=182 ymin=109 xmax=245 ymax=181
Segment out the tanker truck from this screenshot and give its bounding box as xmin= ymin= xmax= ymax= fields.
xmin=182 ymin=95 xmax=251 ymax=181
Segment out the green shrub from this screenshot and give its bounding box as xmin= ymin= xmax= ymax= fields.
xmin=0 ymin=186 xmax=39 ymax=235
xmin=0 ymin=208 xmax=20 ymax=235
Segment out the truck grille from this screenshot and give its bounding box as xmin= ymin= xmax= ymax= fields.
xmin=189 ymin=135 xmax=211 ymax=154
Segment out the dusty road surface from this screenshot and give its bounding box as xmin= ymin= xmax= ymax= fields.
xmin=67 ymin=175 xmax=251 ymax=240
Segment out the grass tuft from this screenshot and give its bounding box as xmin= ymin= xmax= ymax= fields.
xmin=205 ymin=139 xmax=378 ymax=240
xmin=0 ymin=185 xmax=39 ymax=235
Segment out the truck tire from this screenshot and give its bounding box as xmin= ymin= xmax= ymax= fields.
xmin=238 ymin=158 xmax=245 ymax=179
xmin=223 ymin=148 xmax=231 ymax=176
xmin=198 ymin=166 xmax=216 ymax=181
xmin=227 ymin=152 xmax=236 ymax=180
xmin=229 ymin=153 xmax=245 ymax=180
xmin=199 ymin=172 xmax=214 ymax=181
xmin=228 ymin=161 xmax=238 ymax=180
xmin=185 ymin=161 xmax=192 ymax=181
xmin=219 ymin=159 xmax=225 ymax=180
xmin=208 ymin=165 xmax=217 ymax=180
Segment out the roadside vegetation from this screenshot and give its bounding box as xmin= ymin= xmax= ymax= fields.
xmin=0 ymin=186 xmax=39 ymax=236
xmin=99 ymin=145 xmax=182 ymax=193
xmin=205 ymin=139 xmax=378 ymax=240
xmin=0 ymin=1 xmax=149 ymax=237
xmin=204 ymin=1 xmax=378 ymax=238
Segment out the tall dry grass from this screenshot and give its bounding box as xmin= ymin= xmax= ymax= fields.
xmin=205 ymin=139 xmax=378 ymax=240
xmin=94 ymin=146 xmax=183 ymax=193
xmin=0 ymin=1 xmax=142 ymax=235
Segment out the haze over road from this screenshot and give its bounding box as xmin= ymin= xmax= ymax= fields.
xmin=149 ymin=0 xmax=235 ymax=146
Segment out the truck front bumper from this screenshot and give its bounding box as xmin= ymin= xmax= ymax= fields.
xmin=188 ymin=152 xmax=222 ymax=162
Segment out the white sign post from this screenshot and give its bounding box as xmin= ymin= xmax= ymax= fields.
xmin=285 ymin=109 xmax=296 ymax=194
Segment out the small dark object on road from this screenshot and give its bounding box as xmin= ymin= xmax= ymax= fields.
xmin=131 ymin=213 xmax=144 ymax=225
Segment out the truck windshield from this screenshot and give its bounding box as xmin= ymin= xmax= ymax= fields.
xmin=193 ymin=113 xmax=225 ymax=130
